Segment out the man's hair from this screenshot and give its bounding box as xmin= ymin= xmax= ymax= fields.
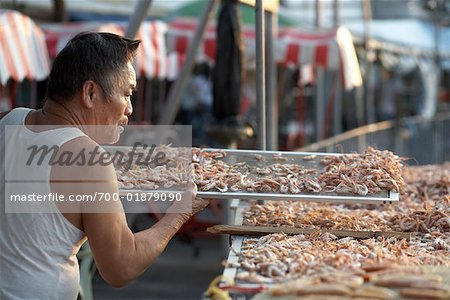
xmin=46 ymin=32 xmax=140 ymax=102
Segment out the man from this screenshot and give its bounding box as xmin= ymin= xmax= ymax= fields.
xmin=0 ymin=32 xmax=209 ymax=299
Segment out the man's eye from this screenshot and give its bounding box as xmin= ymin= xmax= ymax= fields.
xmin=126 ymin=91 xmax=136 ymax=99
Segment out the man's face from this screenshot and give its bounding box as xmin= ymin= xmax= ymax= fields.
xmin=94 ymin=63 xmax=136 ymax=144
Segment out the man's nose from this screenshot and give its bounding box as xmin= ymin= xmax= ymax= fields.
xmin=125 ymin=100 xmax=133 ymax=116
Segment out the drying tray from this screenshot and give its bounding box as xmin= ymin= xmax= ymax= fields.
xmin=222 ymin=240 xmax=450 ymax=300
xmin=105 ymin=147 xmax=399 ymax=205
xmin=198 ymin=149 xmax=398 ymax=204
xmin=221 ymin=204 xmax=273 ymax=290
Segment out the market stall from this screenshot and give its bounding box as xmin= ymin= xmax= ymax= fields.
xmin=0 ymin=9 xmax=50 ymax=108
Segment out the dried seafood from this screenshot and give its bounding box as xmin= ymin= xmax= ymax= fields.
xmin=115 ymin=146 xmax=192 ymax=190
xmin=115 ymin=146 xmax=405 ymax=197
xmin=318 ymin=147 xmax=405 ymax=194
xmin=194 ymin=147 xmax=405 ymax=195
xmin=237 ymin=163 xmax=450 ymax=287
xmin=233 ymin=232 xmax=450 ymax=284
xmin=243 ymin=201 xmax=393 ymax=231
xmin=265 ymin=267 xmax=450 ymax=299
xmin=243 ymin=163 xmax=450 ymax=234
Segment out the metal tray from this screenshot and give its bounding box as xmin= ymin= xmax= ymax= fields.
xmin=198 ymin=148 xmax=398 ymax=204
xmin=106 ymin=146 xmax=399 ymax=205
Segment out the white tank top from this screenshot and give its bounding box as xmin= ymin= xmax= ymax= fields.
xmin=0 ymin=108 xmax=87 ymax=299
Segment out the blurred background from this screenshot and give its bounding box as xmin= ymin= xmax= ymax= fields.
xmin=1 ymin=0 xmax=449 ymax=155
xmin=1 ymin=0 xmax=449 ymax=299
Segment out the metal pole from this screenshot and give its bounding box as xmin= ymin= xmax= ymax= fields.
xmin=125 ymin=0 xmax=153 ymax=39
xmin=315 ymin=0 xmax=322 ymax=29
xmin=363 ymin=0 xmax=375 ymax=124
xmin=255 ymin=0 xmax=266 ymax=150
xmin=433 ymin=2 xmax=441 ymax=67
xmin=158 ymin=0 xmax=217 ymax=125
xmin=333 ymin=0 xmax=340 ymax=27
xmin=333 ymin=71 xmax=343 ymax=135
xmin=333 ymin=0 xmax=342 ymax=134
xmin=353 ymin=0 xmax=370 ymax=127
xmin=53 ymin=0 xmax=68 ymax=22
xmin=316 ymin=67 xmax=325 ymax=141
xmin=365 ymin=57 xmax=376 ymax=124
xmin=265 ymin=10 xmax=278 ymax=150
xmin=315 ymin=0 xmax=325 ymax=141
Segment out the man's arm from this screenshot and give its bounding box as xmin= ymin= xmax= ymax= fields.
xmin=52 ymin=138 xmax=208 ymax=287
xmin=83 ymin=203 xmax=193 ymax=287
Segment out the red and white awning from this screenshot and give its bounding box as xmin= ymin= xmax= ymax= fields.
xmin=166 ymin=18 xmax=255 ymax=64
xmin=277 ymin=29 xmax=341 ymax=69
xmin=38 ymin=18 xmax=361 ymax=88
xmin=0 ymin=9 xmax=50 ymax=85
xmin=277 ymin=26 xmax=362 ymax=90
xmin=134 ymin=21 xmax=168 ymax=80
xmin=166 ymin=18 xmax=361 ymax=89
xmin=42 ymin=21 xmax=168 ymax=80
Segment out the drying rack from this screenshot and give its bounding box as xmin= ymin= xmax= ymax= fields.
xmin=112 ymin=147 xmax=399 ymax=205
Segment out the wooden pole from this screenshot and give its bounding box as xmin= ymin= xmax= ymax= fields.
xmin=158 ymin=0 xmax=217 ymax=125
xmin=125 ymin=0 xmax=153 ymax=39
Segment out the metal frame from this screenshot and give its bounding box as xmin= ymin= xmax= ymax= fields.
xmin=198 ymin=190 xmax=398 ymax=204
xmin=202 ymin=148 xmax=398 ymax=204
xmin=109 ymin=146 xmax=399 ymax=205
xmin=220 ymin=203 xmax=272 ymax=289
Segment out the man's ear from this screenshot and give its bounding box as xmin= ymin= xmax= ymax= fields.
xmin=81 ymin=80 xmax=96 ymax=108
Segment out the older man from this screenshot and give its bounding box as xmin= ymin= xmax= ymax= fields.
xmin=0 ymin=32 xmax=208 ymax=299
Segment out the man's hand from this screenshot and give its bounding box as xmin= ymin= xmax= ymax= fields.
xmin=191 ymin=197 xmax=210 ymax=215
xmin=166 ymin=182 xmax=209 ymax=219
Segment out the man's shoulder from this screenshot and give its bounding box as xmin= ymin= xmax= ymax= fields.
xmin=0 ymin=110 xmax=11 ymax=120
xmin=53 ymin=136 xmax=117 ymax=181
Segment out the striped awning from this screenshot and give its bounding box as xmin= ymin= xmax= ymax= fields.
xmin=166 ymin=18 xmax=255 ymax=64
xmin=277 ymin=26 xmax=362 ymax=90
xmin=166 ymin=18 xmax=362 ymax=89
xmin=0 ymin=9 xmax=50 ymax=85
xmin=133 ymin=21 xmax=168 ymax=80
xmin=42 ymin=21 xmax=168 ymax=80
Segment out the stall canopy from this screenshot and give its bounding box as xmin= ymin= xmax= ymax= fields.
xmin=163 ymin=0 xmax=361 ymax=90
xmin=166 ymin=19 xmax=361 ymax=90
xmin=0 ymin=9 xmax=50 ymax=85
xmin=278 ymin=26 xmax=362 ymax=90
xmin=42 ymin=20 xmax=168 ymax=80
